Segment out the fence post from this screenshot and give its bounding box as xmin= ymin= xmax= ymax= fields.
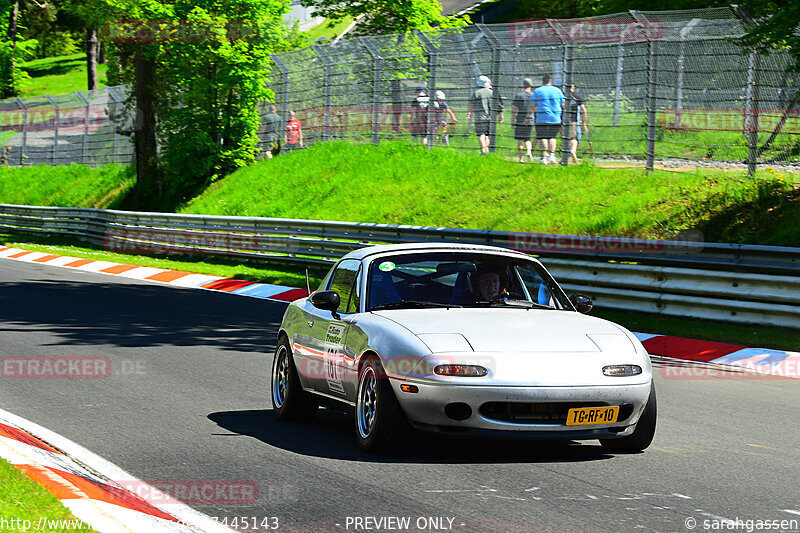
xmin=14 ymin=97 xmax=27 ymax=166
xmin=674 ymin=19 xmax=701 ymax=129
xmin=45 ymin=95 xmax=59 ymax=165
xmin=644 ymin=39 xmax=658 ymax=172
xmin=477 ymin=24 xmax=502 ymax=154
xmin=75 ymin=91 xmax=90 ymax=164
xmin=268 ymin=54 xmax=290 ymax=143
xmin=359 ymin=37 xmax=383 ymax=146
xmin=613 ymin=38 xmax=624 ymax=128
xmin=631 ymin=10 xmax=657 ymax=172
xmin=415 ymin=30 xmax=436 ymax=149
xmin=107 ymin=86 xmax=119 ymax=164
xmin=312 ymin=45 xmax=333 ymax=142
xmin=560 ymin=41 xmax=574 ymax=165
xmin=744 ymin=50 xmax=760 ymax=178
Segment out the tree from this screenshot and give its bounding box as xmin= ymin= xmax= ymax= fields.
xmin=738 ymin=1 xmax=799 ymax=76
xmin=300 ymin=0 xmax=468 ymax=37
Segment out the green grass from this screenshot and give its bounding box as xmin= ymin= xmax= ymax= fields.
xmin=20 ymin=53 xmax=108 ymax=97
xmin=0 ymin=164 xmax=134 ymax=208
xmin=0 ymin=457 xmax=97 ymax=532
xmin=302 ymin=16 xmax=356 ymax=42
xmin=182 ymin=140 xmax=800 ymax=246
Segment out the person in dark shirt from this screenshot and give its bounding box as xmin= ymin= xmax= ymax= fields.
xmin=512 ymin=78 xmax=534 ymax=162
xmin=262 ymin=104 xmax=281 ymax=159
xmin=566 ymin=82 xmax=588 ymax=163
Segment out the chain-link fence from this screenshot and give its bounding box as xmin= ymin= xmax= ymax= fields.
xmin=0 ymin=85 xmax=133 ymax=167
xmin=264 ymin=6 xmax=800 ymax=174
xmin=1 ymin=7 xmax=797 ymax=173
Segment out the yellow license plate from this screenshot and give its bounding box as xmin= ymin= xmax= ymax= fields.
xmin=566 ymin=406 xmax=619 ymax=426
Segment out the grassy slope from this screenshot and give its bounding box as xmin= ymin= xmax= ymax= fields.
xmin=182 ymin=141 xmax=800 ymax=246
xmin=0 ymin=164 xmax=134 ymax=208
xmin=20 ymin=54 xmax=108 ymax=97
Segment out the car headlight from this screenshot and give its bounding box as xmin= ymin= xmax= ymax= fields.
xmin=603 ymin=365 xmax=642 ymax=377
xmin=434 ymin=364 xmax=488 ymax=377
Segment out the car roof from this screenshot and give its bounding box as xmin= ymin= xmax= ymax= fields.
xmin=341 ymin=242 xmax=532 ymax=261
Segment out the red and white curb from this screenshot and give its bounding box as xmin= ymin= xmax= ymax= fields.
xmin=0 ymin=246 xmax=306 ymax=303
xmin=0 ymin=408 xmax=233 ymax=533
xmin=635 ymin=333 xmax=799 ymax=380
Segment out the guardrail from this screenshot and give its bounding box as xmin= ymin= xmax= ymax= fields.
xmin=1 ymin=204 xmax=799 ymax=328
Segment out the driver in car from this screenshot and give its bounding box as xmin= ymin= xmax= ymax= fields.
xmin=473 ymin=265 xmax=509 ymax=302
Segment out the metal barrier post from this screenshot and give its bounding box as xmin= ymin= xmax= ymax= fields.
xmin=44 ymin=96 xmax=60 ymax=165
xmin=415 ymin=30 xmax=436 ymax=149
xmin=476 ymin=24 xmax=502 ymax=154
xmin=312 ymin=45 xmax=332 ymax=141
xmin=359 ymin=37 xmax=383 ymax=146
xmin=75 ymin=91 xmax=90 ymax=164
xmin=14 ymin=97 xmax=27 ymax=166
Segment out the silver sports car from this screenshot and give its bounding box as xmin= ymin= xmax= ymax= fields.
xmin=272 ymin=243 xmax=656 ymax=452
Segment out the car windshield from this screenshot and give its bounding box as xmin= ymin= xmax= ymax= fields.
xmin=367 ymin=251 xmax=570 ymax=311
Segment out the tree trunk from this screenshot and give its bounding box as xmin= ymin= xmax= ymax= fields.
xmin=97 ymin=40 xmax=106 ymax=64
xmin=87 ymin=28 xmax=98 ymax=91
xmin=7 ymin=0 xmax=19 ymax=49
xmin=134 ymin=49 xmax=159 ymax=195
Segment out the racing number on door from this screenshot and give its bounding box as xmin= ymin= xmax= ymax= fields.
xmin=324 ymin=323 xmax=346 ymax=394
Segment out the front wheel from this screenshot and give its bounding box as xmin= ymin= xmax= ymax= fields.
xmin=600 ymin=381 xmax=657 ymax=453
xmin=355 ymin=357 xmax=408 ymax=452
xmin=271 ymin=337 xmax=318 ymax=422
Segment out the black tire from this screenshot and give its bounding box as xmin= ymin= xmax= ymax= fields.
xmin=355 ymin=357 xmax=408 ymax=452
xmin=601 ymin=381 xmax=657 ymax=453
xmin=271 ymin=337 xmax=318 ymax=422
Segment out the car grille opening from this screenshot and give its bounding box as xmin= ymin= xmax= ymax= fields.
xmin=479 ymin=402 xmax=634 ymax=425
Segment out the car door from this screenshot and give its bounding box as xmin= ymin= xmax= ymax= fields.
xmin=309 ymin=259 xmax=361 ymax=396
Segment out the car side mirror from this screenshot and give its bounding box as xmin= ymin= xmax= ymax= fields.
xmin=310 ymin=290 xmax=341 ymax=316
xmin=569 ymin=293 xmax=593 ymax=314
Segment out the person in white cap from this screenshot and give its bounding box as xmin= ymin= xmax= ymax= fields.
xmin=467 ymin=75 xmax=503 ymax=155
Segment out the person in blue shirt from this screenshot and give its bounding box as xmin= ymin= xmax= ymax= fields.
xmin=527 ymin=74 xmax=565 ymax=164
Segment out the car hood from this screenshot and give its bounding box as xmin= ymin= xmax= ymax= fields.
xmin=373 ymin=308 xmax=632 ymax=353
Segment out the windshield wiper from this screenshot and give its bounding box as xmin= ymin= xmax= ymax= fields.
xmin=474 ymin=298 xmax=552 ymax=309
xmin=370 ymin=300 xmax=462 ymax=311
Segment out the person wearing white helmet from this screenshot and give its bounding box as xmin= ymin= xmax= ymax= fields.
xmin=433 ymin=90 xmax=458 ymax=146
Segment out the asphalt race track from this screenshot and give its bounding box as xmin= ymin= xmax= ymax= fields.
xmin=1 ymin=259 xmax=799 ymax=533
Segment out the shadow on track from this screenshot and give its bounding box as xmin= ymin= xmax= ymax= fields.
xmin=0 ymin=278 xmax=284 ymax=353
xmin=208 ymin=409 xmax=613 ymax=464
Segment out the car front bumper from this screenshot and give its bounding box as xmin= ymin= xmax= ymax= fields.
xmin=391 ymin=379 xmax=652 ymax=438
